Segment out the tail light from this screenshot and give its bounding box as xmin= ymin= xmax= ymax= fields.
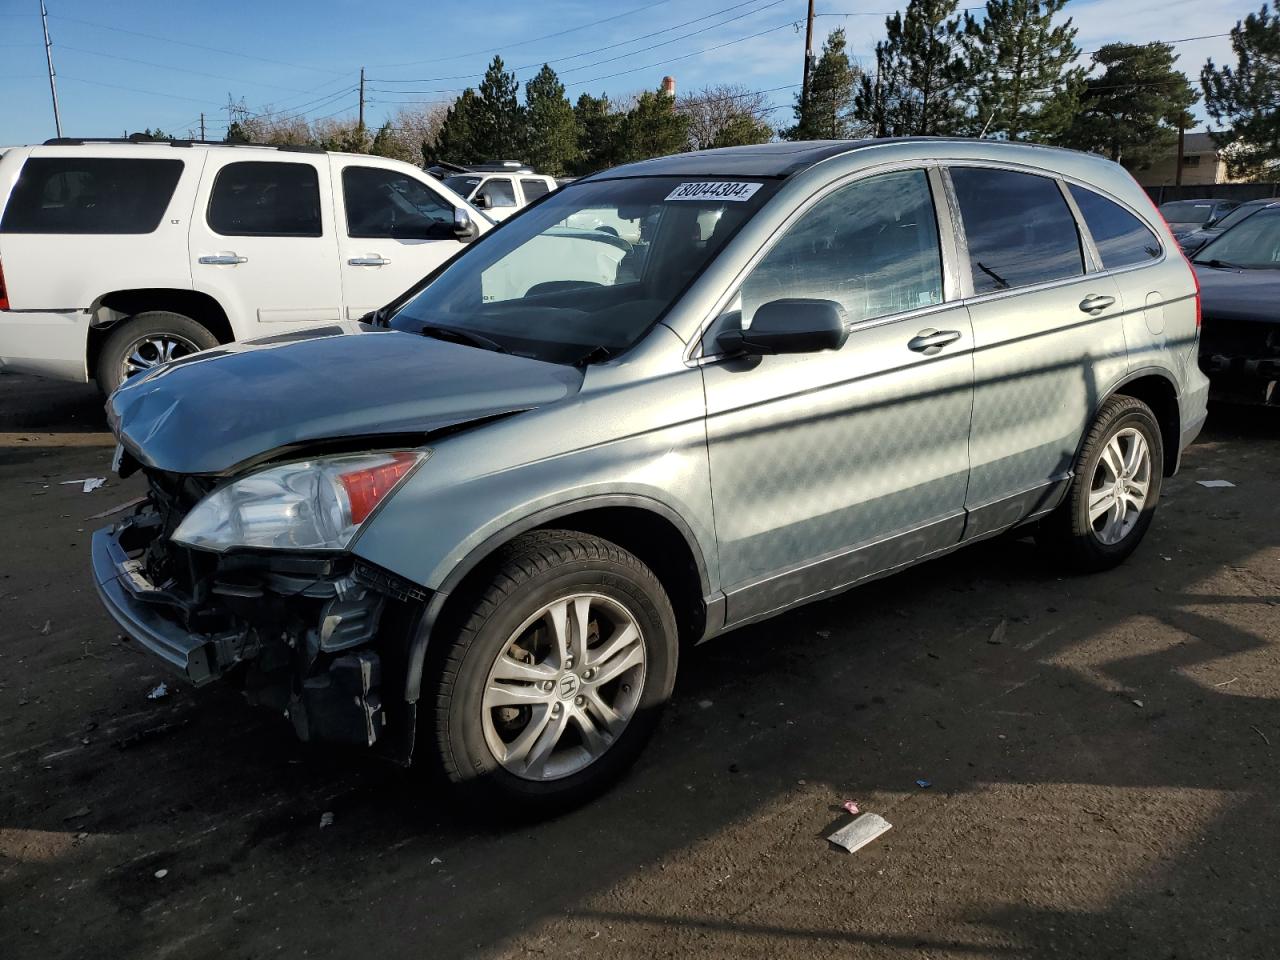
xmin=0 ymin=259 xmax=9 ymax=311
xmin=1190 ymin=261 xmax=1202 ymax=329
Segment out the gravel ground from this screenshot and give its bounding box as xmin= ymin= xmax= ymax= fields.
xmin=0 ymin=372 xmax=1277 ymax=960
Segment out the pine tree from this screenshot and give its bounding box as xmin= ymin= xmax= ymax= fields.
xmin=960 ymin=0 xmax=1085 ymax=139
xmin=854 ymin=0 xmax=967 ymax=136
xmin=1059 ymin=42 xmax=1199 ymax=169
xmin=1202 ymin=4 xmax=1280 ymax=180
xmin=615 ymin=90 xmax=691 ymax=164
xmin=474 ymin=56 xmax=524 ymax=161
xmin=571 ymin=93 xmax=623 ymax=174
xmin=429 ymin=89 xmax=483 ymax=165
xmin=524 ymin=65 xmax=580 ymax=175
xmin=787 ymin=28 xmax=864 ymax=140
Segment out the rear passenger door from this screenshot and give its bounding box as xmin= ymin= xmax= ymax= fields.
xmin=477 ymin=178 xmax=519 ymax=220
xmin=948 ymin=165 xmax=1127 ymax=539
xmin=189 ymin=154 xmax=343 ymax=333
xmin=702 ymin=167 xmax=974 ymax=626
xmin=331 ymin=159 xmax=467 ymax=319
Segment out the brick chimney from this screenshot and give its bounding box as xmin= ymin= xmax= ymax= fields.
xmin=661 ymin=75 xmax=676 ymax=98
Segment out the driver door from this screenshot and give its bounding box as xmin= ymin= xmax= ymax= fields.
xmin=331 ymin=160 xmax=468 ymax=319
xmin=701 ymin=167 xmax=975 ymax=626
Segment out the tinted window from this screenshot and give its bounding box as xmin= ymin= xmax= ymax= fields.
xmin=521 ymin=178 xmax=550 ymax=201
xmin=1068 ymin=185 xmax=1161 ymax=269
xmin=342 ymin=166 xmax=453 ymax=239
xmin=443 ymin=175 xmax=482 ymax=197
xmin=207 ymin=161 xmax=321 ymax=237
xmin=1159 ymin=200 xmax=1215 ymax=225
xmin=0 ymin=157 xmax=183 ymax=234
xmin=482 ymin=178 xmax=517 ymax=207
xmin=951 ymin=167 xmax=1084 ymax=294
xmin=738 ymin=169 xmax=943 ymax=328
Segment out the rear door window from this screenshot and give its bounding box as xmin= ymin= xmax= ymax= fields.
xmin=207 ymin=161 xmax=322 ymax=237
xmin=482 ymin=178 xmax=517 ymax=207
xmin=521 ymin=178 xmax=550 ymax=201
xmin=951 ymin=167 xmax=1084 ymax=294
xmin=0 ymin=157 xmax=183 ymax=234
xmin=1067 ymin=184 xmax=1162 ymax=269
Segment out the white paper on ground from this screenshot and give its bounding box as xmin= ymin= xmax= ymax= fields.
xmin=828 ymin=812 xmax=892 ymax=853
xmin=1196 ymin=480 xmax=1236 ymax=488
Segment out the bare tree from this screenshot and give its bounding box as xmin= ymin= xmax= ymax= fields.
xmin=678 ymin=84 xmax=774 ymax=150
xmin=380 ymin=103 xmax=450 ymax=164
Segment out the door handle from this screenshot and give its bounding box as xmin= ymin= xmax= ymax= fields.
xmin=348 ymin=256 xmax=392 ymax=266
xmin=1079 ymin=294 xmax=1116 ymax=314
xmin=198 ymin=254 xmax=247 ymax=265
xmin=907 ymin=328 xmax=962 ymax=355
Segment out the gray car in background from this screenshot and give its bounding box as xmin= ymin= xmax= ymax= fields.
xmin=93 ymin=138 xmax=1209 ymax=812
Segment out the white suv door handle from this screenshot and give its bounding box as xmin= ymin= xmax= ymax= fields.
xmin=198 ymin=254 xmax=247 ymax=265
xmin=348 ymin=256 xmax=392 ymax=266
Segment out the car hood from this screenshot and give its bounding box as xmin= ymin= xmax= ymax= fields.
xmin=107 ymin=324 xmax=582 ymax=474
xmin=1194 ymin=265 xmax=1280 ymax=326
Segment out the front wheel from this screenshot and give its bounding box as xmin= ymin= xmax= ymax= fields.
xmin=428 ymin=531 xmax=677 ymax=814
xmin=1037 ymin=395 xmax=1164 ymax=572
xmin=96 ymin=311 xmax=219 ymax=394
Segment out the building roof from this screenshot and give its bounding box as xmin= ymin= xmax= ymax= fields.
xmin=1182 ymin=132 xmax=1223 ymax=154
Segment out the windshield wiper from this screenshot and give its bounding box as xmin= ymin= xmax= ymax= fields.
xmin=1193 ymin=258 xmax=1250 ymax=270
xmin=572 ymin=344 xmax=614 ymax=367
xmin=417 ymin=323 xmax=508 ymax=354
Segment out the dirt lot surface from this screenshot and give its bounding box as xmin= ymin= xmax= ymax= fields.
xmin=1 ymin=372 xmax=1277 ymax=960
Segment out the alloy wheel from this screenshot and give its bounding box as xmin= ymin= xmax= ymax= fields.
xmin=120 ymin=333 xmax=201 ymax=380
xmin=480 ymin=592 xmax=647 ymax=781
xmin=1088 ymin=426 xmax=1152 ymax=545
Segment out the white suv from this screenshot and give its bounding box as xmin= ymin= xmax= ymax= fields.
xmin=0 ymin=139 xmax=489 ymax=392
xmin=438 ymin=163 xmax=557 ymax=222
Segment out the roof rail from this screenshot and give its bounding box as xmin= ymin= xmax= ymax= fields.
xmin=41 ymin=136 xmax=325 ymax=154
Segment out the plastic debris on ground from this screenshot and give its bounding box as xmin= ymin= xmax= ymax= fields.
xmin=86 ymin=496 xmax=147 ymax=521
xmin=1196 ymin=480 xmax=1236 ymax=488
xmin=842 ymin=800 xmax=860 ymax=816
xmin=319 ymin=811 xmax=334 ymax=830
xmin=146 ymin=682 xmax=169 ymax=700
xmin=697 ymin=699 xmax=713 ymax=710
xmin=61 ymin=477 xmax=106 ymax=493
xmin=828 ymin=813 xmax=892 ymax=854
xmin=916 ymin=779 xmax=932 ymax=788
xmin=154 ymin=868 xmax=168 ymax=879
xmin=430 ymin=856 xmax=443 ymax=865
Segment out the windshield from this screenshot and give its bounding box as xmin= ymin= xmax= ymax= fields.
xmin=443 ymin=175 xmax=483 ymax=198
xmin=1205 ymin=202 xmax=1269 ymax=234
xmin=1193 ymin=209 xmax=1280 ymax=268
xmin=1160 ymin=201 xmax=1216 ymax=225
xmin=390 ymin=175 xmax=778 ymax=364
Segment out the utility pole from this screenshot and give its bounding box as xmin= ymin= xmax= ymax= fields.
xmin=199 ymin=112 xmax=206 ymax=140
xmin=1175 ymin=117 xmax=1186 ymax=188
xmin=800 ymin=0 xmax=815 ymax=118
xmin=358 ymin=67 xmax=365 ymax=130
xmin=39 ymin=0 xmax=63 ymax=138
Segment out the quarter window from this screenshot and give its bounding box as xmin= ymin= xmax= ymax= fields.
xmin=0 ymin=157 xmax=183 ymax=234
xmin=737 ymin=169 xmax=944 ymax=329
xmin=342 ymin=166 xmax=453 ymax=239
xmin=1068 ymin=184 xmax=1162 ymax=269
xmin=951 ymin=167 xmax=1084 ymax=294
xmin=207 ymin=161 xmax=322 ymax=237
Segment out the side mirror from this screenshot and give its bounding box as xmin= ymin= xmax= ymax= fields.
xmin=453 ymin=207 xmax=478 ymax=243
xmin=716 ymin=299 xmax=848 ymax=356
xmin=474 ymin=191 xmax=494 ymax=210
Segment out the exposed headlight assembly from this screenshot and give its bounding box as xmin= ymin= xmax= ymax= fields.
xmin=172 ymin=451 xmax=427 ymax=552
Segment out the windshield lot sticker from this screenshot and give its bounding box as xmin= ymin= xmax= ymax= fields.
xmin=665 ymin=181 xmax=762 ymax=202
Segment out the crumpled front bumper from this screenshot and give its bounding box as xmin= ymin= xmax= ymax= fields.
xmin=91 ymin=525 xmax=220 ymax=685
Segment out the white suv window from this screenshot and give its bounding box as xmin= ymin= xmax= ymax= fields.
xmin=342 ymin=166 xmax=454 ymax=239
xmin=481 ymin=178 xmax=517 ymax=207
xmin=207 ymin=161 xmax=322 ymax=238
xmin=0 ymin=157 xmax=184 ymax=235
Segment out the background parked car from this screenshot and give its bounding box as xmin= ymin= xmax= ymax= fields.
xmin=0 ymin=139 xmax=488 ymax=392
xmin=1192 ymin=204 xmax=1280 ymax=405
xmin=1158 ymin=198 xmax=1240 ymax=238
xmin=436 ymin=161 xmax=558 ymax=221
xmin=1178 ymin=198 xmax=1280 ymax=255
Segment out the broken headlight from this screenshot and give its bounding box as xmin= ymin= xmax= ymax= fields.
xmin=171 ymin=451 xmax=427 ymax=552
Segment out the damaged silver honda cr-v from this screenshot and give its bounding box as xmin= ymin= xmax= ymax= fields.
xmin=94 ymin=139 xmax=1208 ymax=811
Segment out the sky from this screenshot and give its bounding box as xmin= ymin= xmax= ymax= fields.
xmin=0 ymin=0 xmax=1260 ymax=146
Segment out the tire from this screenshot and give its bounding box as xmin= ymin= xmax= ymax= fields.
xmin=1037 ymin=395 xmax=1164 ymax=573
xmin=427 ymin=530 xmax=677 ymax=814
xmin=96 ymin=311 xmax=219 ymax=394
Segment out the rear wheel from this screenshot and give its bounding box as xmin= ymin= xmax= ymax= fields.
xmin=428 ymin=531 xmax=677 ymax=814
xmin=1037 ymin=395 xmax=1164 ymax=572
xmin=96 ymin=311 xmax=219 ymax=394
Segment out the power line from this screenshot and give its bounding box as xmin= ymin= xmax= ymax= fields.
xmin=56 ymin=43 xmax=321 ymax=93
xmin=367 ymin=0 xmax=678 ymax=69
xmin=369 ymin=0 xmax=788 ymax=83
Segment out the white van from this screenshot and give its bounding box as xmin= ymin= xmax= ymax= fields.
xmin=0 ymin=139 xmax=490 ymax=392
